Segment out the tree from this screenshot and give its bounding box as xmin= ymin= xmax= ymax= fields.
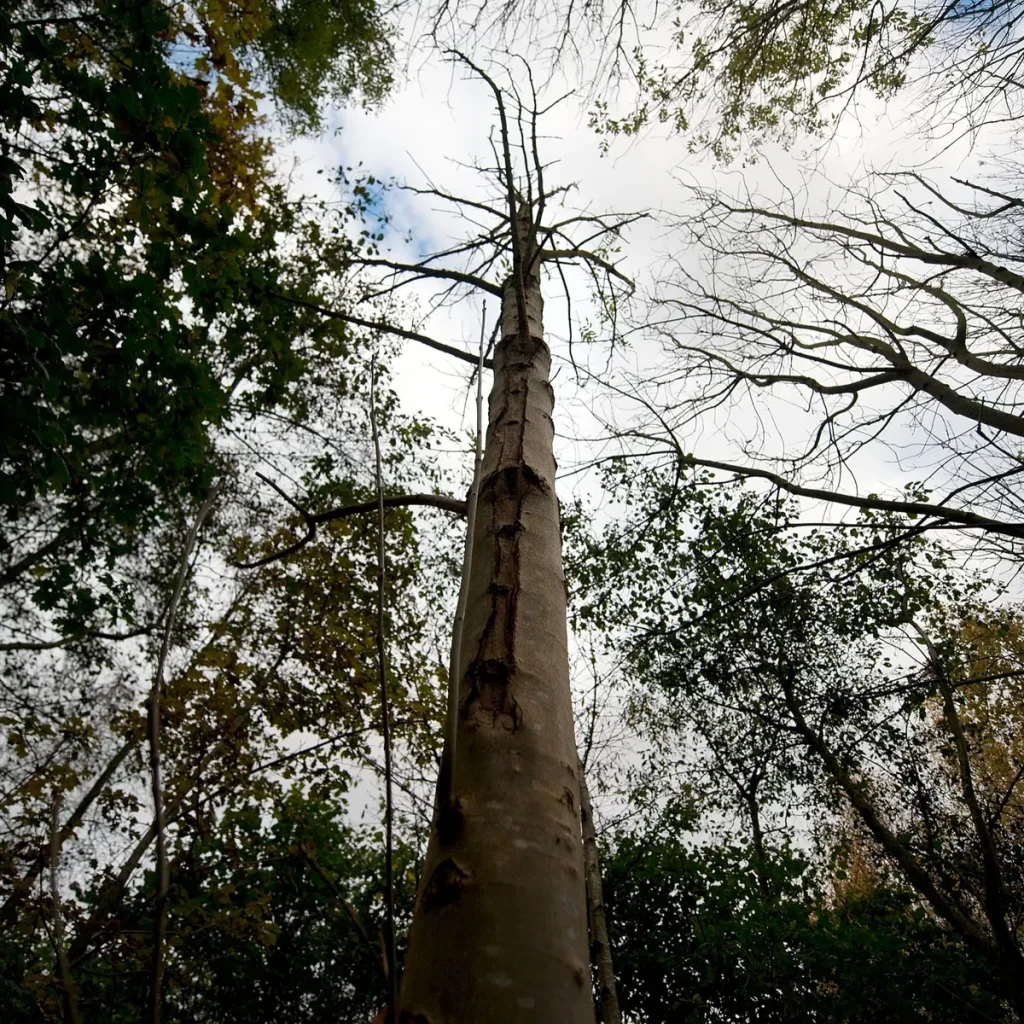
xmin=602 ymin=814 xmax=1005 ymax=1022
xmin=1 ymin=791 xmax=420 ymax=1023
xmin=395 ymin=197 xmax=594 ymax=1020
xmin=1 ymin=0 xmax=397 ymax=624
xmin=570 ymin=467 xmax=1024 ymax=1015
xmin=286 ymin=58 xmax=640 ymax=1021
xmin=613 ymin=168 xmax=1024 ymax=558
xmin=0 ymin=3 xmax=461 ymax=1018
xmin=22 ymin=0 xmax=1024 ymax=1016
xmin=590 ymin=0 xmax=1024 ymax=157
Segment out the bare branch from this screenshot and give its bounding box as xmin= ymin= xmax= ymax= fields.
xmin=676 ymin=453 xmax=1024 ymax=539
xmin=716 ymin=199 xmax=1024 ymax=293
xmin=0 ymin=626 xmax=151 ymax=652
xmin=233 ymin=481 xmax=467 ymax=570
xmin=447 ymin=50 xmax=531 ymax=339
xmin=349 ymin=255 xmax=502 ymax=297
xmin=541 ymin=247 xmax=635 ymax=292
xmin=274 ymin=294 xmax=494 ymax=368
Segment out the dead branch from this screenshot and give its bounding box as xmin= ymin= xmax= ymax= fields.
xmin=233 ymin=474 xmax=467 ymax=570
xmin=0 ymin=626 xmax=151 ymax=652
xmin=349 ymin=256 xmax=503 ymax=297
xmin=448 ymin=50 xmax=531 ymax=339
xmin=541 ymin=247 xmax=635 ymax=293
xmin=275 ymin=294 xmax=494 ymax=368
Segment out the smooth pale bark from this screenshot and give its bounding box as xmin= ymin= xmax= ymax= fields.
xmin=398 ymin=245 xmax=592 ymax=1023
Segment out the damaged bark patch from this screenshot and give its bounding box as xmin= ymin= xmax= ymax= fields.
xmin=463 ymin=658 xmax=522 ymax=731
xmin=462 ymin=460 xmax=552 ymax=735
xmin=421 ymin=857 xmax=468 ymax=911
xmin=480 ymin=462 xmax=549 ymax=502
xmin=436 ymin=797 xmax=464 ymax=849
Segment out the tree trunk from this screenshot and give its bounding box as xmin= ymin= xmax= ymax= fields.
xmin=579 ymin=763 xmax=621 ymax=1024
xmin=398 ymin=227 xmax=593 ymax=1023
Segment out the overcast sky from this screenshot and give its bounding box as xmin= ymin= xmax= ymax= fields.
xmin=271 ymin=19 xmax=1004 ymax=511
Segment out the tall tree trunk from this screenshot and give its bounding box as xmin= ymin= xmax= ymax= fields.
xmin=398 ymin=223 xmax=593 ymax=1023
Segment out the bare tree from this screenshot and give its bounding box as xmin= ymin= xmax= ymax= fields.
xmin=358 ymin=56 xmax=638 ymax=1022
xmin=627 ymin=170 xmax=1024 ymax=559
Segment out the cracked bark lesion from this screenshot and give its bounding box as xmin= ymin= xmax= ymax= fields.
xmin=464 ymin=658 xmax=522 ymax=731
xmin=461 ymin=463 xmax=550 ymax=732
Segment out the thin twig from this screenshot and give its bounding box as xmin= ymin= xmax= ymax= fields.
xmin=49 ymin=793 xmax=80 ymax=1024
xmin=449 ymin=52 xmax=530 ymax=339
xmin=578 ymin=762 xmax=621 ymax=1024
xmin=438 ymin=303 xmax=488 ymax=808
xmin=149 ymin=482 xmax=221 ymax=1024
xmin=369 ymin=358 xmax=398 ymax=1022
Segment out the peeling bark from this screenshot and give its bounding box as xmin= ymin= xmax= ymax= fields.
xmin=398 ymin=221 xmax=592 ymax=1023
